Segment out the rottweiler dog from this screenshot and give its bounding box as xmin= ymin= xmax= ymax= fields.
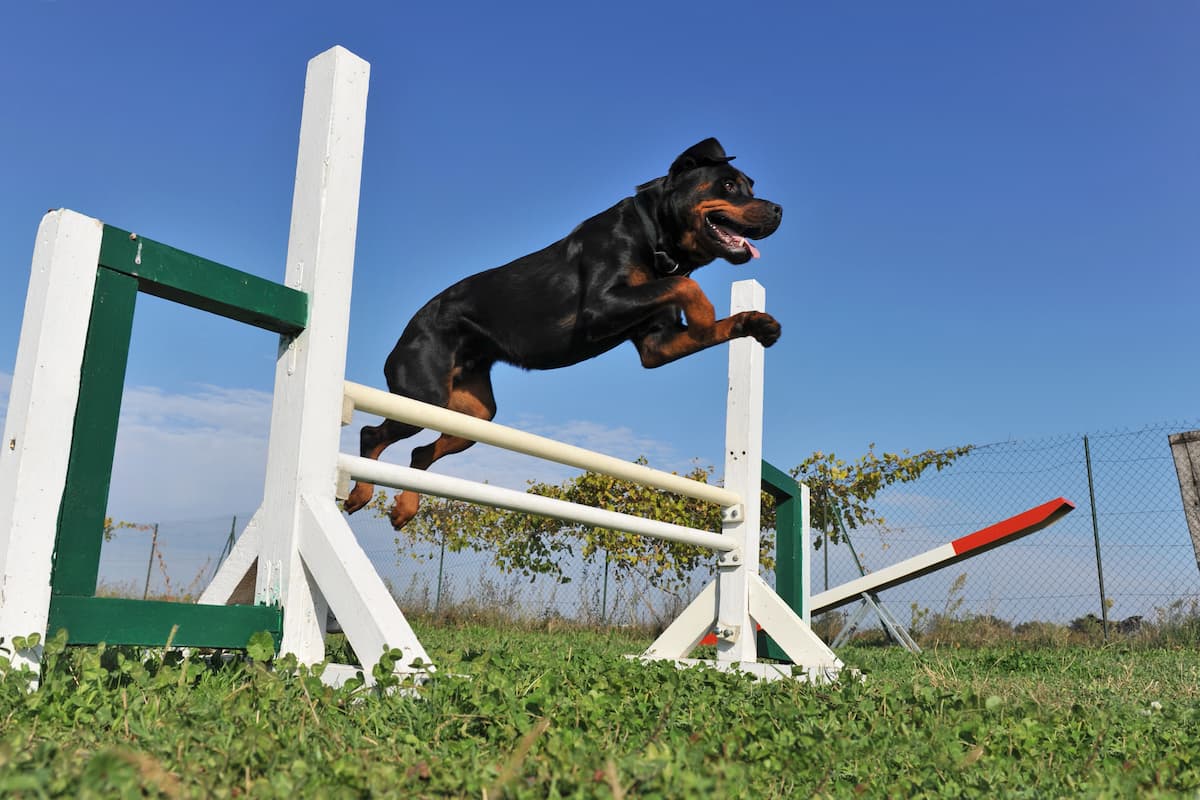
xmin=343 ymin=137 xmax=783 ymax=529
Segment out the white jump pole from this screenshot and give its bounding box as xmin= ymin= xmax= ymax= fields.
xmin=338 ymin=454 xmax=736 ymax=552
xmin=342 ymin=382 xmax=739 ymax=507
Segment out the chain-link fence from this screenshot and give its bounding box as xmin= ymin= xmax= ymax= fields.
xmin=817 ymin=421 xmax=1200 ymax=634
xmin=96 ymin=419 xmax=1200 ymax=635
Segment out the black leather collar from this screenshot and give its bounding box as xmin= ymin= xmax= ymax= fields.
xmin=632 ymin=191 xmax=691 ymax=277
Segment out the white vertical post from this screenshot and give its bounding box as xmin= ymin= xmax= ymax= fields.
xmin=800 ymin=482 xmax=812 ymax=627
xmin=715 ymin=279 xmax=766 ymax=663
xmin=250 ymin=47 xmax=431 ymax=680
xmin=0 ymin=211 xmax=103 ymax=671
xmin=255 ymin=46 xmax=371 ymax=662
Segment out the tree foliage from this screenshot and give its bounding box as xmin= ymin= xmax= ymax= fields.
xmin=791 ymin=443 xmax=974 ymax=546
xmin=101 ymin=517 xmax=154 ymax=542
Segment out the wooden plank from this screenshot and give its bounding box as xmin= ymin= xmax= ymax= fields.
xmin=760 ymin=461 xmax=808 ymax=660
xmin=0 ymin=211 xmax=104 ymax=672
xmin=809 ymin=497 xmax=1076 ymax=614
xmin=256 ymin=46 xmax=374 ymax=668
xmin=1168 ymin=430 xmax=1200 ymax=573
xmin=49 ymin=596 xmax=281 ymax=649
xmin=50 ymin=267 xmax=139 ymax=597
xmin=715 ymin=280 xmax=766 ymax=663
xmin=98 ymin=225 xmax=308 ymax=335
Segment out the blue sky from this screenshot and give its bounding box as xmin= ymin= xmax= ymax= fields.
xmin=1 ymin=1 xmax=1197 ymax=523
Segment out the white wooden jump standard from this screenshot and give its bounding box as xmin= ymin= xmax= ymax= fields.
xmin=197 ymin=47 xmax=435 ymax=687
xmin=339 ymin=281 xmax=843 ymax=683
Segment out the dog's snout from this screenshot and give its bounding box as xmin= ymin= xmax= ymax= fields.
xmin=771 ymin=204 xmax=782 ymax=219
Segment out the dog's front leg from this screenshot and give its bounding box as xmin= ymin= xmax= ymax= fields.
xmin=630 ymin=277 xmax=780 ymax=368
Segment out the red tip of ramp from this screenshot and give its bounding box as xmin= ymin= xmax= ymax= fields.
xmin=950 ymin=497 xmax=1075 ymax=556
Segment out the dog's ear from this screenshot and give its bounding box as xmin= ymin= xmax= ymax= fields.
xmin=636 ymin=176 xmax=666 ymax=193
xmin=668 ymin=138 xmax=735 ymax=177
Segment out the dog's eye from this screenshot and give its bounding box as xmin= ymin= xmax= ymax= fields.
xmin=722 ymin=179 xmax=737 ymax=194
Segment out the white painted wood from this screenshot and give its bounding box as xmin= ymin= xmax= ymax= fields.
xmin=643 ymin=580 xmax=718 ymax=659
xmin=715 ymin=280 xmax=765 ymax=663
xmin=748 ymin=574 xmax=841 ymax=671
xmin=339 ymin=454 xmax=736 ymax=552
xmin=344 ymin=381 xmax=741 ymax=507
xmin=197 ymin=511 xmax=262 ymax=605
xmin=296 ymin=494 xmax=432 ymax=673
xmin=647 ymin=658 xmax=820 ymax=683
xmin=0 ymin=210 xmax=103 ymax=672
xmin=800 ymin=482 xmax=812 ymax=626
xmin=254 ymin=46 xmax=372 ymax=666
xmin=808 ymin=542 xmax=957 ymax=614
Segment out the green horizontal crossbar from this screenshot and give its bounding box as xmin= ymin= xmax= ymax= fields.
xmin=761 ymin=459 xmax=801 ymax=502
xmin=49 ymin=596 xmax=282 ymax=650
xmin=98 ymin=225 xmax=308 ymax=335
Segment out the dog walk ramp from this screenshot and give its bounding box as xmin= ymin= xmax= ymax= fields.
xmin=810 ymin=497 xmax=1075 ymax=615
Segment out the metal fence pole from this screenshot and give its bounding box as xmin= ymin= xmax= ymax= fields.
xmin=823 ymin=518 xmax=829 ymax=592
xmin=1083 ymin=435 xmax=1110 ymax=639
xmin=601 ymin=551 xmax=610 ymax=624
xmin=219 ymin=515 xmax=237 ymax=565
xmin=434 ymin=529 xmax=447 ymax=613
xmin=142 ymin=523 xmax=159 ymax=600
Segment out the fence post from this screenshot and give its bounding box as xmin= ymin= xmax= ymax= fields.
xmin=435 ymin=529 xmax=446 ymax=613
xmin=221 ymin=516 xmax=237 ymax=564
xmin=1083 ymin=435 xmax=1110 ymax=639
xmin=142 ymin=523 xmax=159 ymax=600
xmin=601 ymin=551 xmax=610 ymax=624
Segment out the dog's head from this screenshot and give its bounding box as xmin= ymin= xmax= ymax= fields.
xmin=641 ymin=138 xmax=782 ymax=267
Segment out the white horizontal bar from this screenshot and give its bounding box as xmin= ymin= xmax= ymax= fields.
xmin=344 ymin=381 xmax=740 ymax=508
xmin=338 ymin=454 xmax=737 ymax=552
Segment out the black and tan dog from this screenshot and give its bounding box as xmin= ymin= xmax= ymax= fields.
xmin=343 ymin=137 xmax=783 ymax=529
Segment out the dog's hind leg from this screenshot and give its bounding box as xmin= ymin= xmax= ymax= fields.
xmin=388 ymin=368 xmax=497 ymax=530
xmin=344 ymin=328 xmax=454 ymax=516
xmin=343 ymin=417 xmax=424 ymax=515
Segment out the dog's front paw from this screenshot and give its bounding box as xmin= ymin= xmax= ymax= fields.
xmin=738 ymin=311 xmax=781 ymax=347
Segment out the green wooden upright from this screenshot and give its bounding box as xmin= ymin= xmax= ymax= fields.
xmin=758 ymin=460 xmax=808 ymax=661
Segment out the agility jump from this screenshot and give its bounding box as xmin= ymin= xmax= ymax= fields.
xmin=0 ymin=45 xmax=842 ymax=684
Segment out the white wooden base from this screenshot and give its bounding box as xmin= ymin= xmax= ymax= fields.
xmin=643 ymin=574 xmax=842 ymax=681
xmin=200 ymin=494 xmax=432 ymax=685
xmin=642 ymin=658 xmax=840 ymax=684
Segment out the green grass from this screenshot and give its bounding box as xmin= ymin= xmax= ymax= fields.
xmin=2 ymin=624 xmax=1198 ymax=798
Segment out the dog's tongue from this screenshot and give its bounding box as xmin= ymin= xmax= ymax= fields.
xmin=740 ymin=238 xmax=761 ymax=259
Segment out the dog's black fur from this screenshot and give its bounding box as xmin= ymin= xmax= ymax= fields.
xmin=344 ymin=138 xmax=783 ymax=529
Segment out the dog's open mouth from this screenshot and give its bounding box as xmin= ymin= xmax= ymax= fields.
xmin=705 ymin=213 xmax=761 ymax=259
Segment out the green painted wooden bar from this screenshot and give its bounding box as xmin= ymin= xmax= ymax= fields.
xmin=50 ymin=596 xmax=281 ymax=649
xmin=51 ymin=267 xmax=138 ymax=597
xmin=98 ymin=226 xmax=308 ymax=336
